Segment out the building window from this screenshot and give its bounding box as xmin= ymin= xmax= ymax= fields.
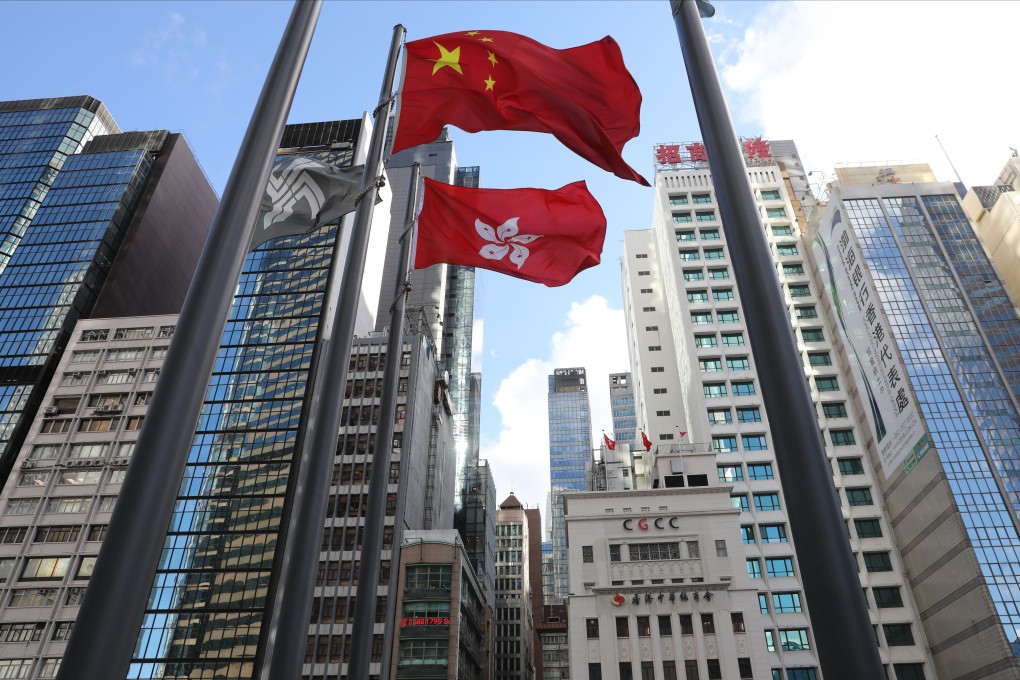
xmin=823 ymin=402 xmax=847 ymax=418
xmin=873 ymin=586 xmax=903 ymax=609
xmin=616 ymin=617 xmax=630 ymax=638
xmin=589 ymin=664 xmax=603 ymax=680
xmin=41 ymin=419 xmax=72 ymax=434
xmin=114 ymin=327 xmax=154 ymax=341
xmin=697 ymin=211 xmax=716 ymax=223
xmin=586 ymin=618 xmax=600 ymax=639
xmin=21 ymin=557 xmax=70 ymax=580
xmin=703 ymin=383 xmax=727 ymax=398
xmin=772 ymin=592 xmax=802 ymax=613
xmin=631 ymin=543 xmax=681 ymax=560
xmin=715 ymin=540 xmax=727 ymax=557
xmin=691 ymin=312 xmax=712 ymax=325
xmin=732 ymin=495 xmax=749 ymax=512
xmin=765 ymin=557 xmax=794 ymax=578
xmin=747 ymin=463 xmax=773 ymax=480
xmin=692 ymin=194 xmax=712 ymax=204
xmin=636 ymin=616 xmax=651 ymax=637
xmin=830 ymin=429 xmax=856 ymax=446
xmin=846 ymin=488 xmax=873 ymax=506
xmin=700 ymin=359 xmax=722 ymax=373
xmin=620 ymin=664 xmax=634 ymax=680
xmin=582 ymin=546 xmax=594 ymax=563
xmin=717 ymin=310 xmax=739 ymax=323
xmin=747 ymin=559 xmax=762 ymax=579
xmin=717 ymin=465 xmax=742 ymax=483
xmin=732 ymin=381 xmax=755 ymax=396
xmin=863 ymin=552 xmax=893 ymax=572
xmin=610 ymin=544 xmax=621 ymax=562
xmin=649 ymin=346 xmax=662 ymax=352
xmin=737 ymin=407 xmax=762 ymax=424
xmin=777 ymin=244 xmax=798 ymax=256
xmin=706 ymin=659 xmax=722 ymax=680
xmin=656 ymin=410 xmax=671 ymax=417
xmin=786 ymin=670 xmax=818 ymax=680
xmin=732 ymin=612 xmax=746 ymax=633
xmin=712 ymin=436 xmax=737 ymax=453
xmin=772 ymin=225 xmax=793 ymax=236
xmin=815 ymin=376 xmax=839 ymax=392
xmin=838 ymin=457 xmax=865 ymax=475
xmin=670 ymin=195 xmax=689 ymax=206
xmin=741 ymin=526 xmax=754 ymax=544
xmin=808 ymin=351 xmax=831 ymax=366
xmin=722 ymin=332 xmax=744 ymax=346
xmin=892 ymin=664 xmax=925 ymax=680
xmin=854 ymin=519 xmax=883 ymax=539
xmin=783 ymin=264 xmax=805 ymax=276
xmin=643 ymin=306 xmax=657 ymax=312
xmin=708 ymin=408 xmax=732 ymax=424
xmin=651 ymin=366 xmax=664 ymax=373
xmin=883 ymin=624 xmax=915 ymax=647
xmin=688 ymin=290 xmax=709 ymax=303
xmin=673 ymin=213 xmax=693 ymax=224
xmin=680 ymin=250 xmax=700 ymax=261
xmin=6 ymin=499 xmax=39 ymax=515
xmin=754 ymin=493 xmax=781 ymax=512
xmin=767 ymin=208 xmax=788 ymax=219
xmin=742 ymin=435 xmax=768 ymax=451
xmin=683 ymin=270 xmax=704 ymax=282
xmin=779 ymin=628 xmax=810 ymax=651
xmin=761 ymin=190 xmax=781 ymax=200
xmin=760 ymin=524 xmax=787 ymax=543
xmin=796 ymin=305 xmax=818 ymax=319
xmin=677 ymin=231 xmax=696 ymax=242
xmin=80 ymin=329 xmax=110 ymax=342
xmin=727 ymin=357 xmax=750 ymax=372
xmin=701 ymin=229 xmax=720 ymax=240
xmin=678 ymin=615 xmax=693 ymax=635
xmin=701 ymin=613 xmax=715 ymax=634
xmin=789 ymin=284 xmax=810 ymax=297
xmin=695 ymin=334 xmax=718 ymax=348
xmin=713 ymin=288 xmax=733 ymax=301
xmin=709 ymin=268 xmax=729 ymax=280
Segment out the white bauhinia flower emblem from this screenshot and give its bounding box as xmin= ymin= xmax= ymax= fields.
xmin=475 ymin=217 xmax=542 ymax=269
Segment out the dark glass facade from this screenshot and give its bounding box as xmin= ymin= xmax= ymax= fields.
xmin=547 ymin=368 xmax=592 ymax=604
xmin=845 ymin=194 xmax=1020 ymax=655
xmin=129 ymin=124 xmax=362 ymax=679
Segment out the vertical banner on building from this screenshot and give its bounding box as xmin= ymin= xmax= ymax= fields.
xmin=812 ymin=197 xmax=930 ymax=477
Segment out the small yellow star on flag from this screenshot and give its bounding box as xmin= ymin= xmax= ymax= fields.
xmin=484 ymin=75 xmax=495 ymax=91
xmin=429 ymin=42 xmax=462 ymax=75
xmin=487 ymin=51 xmax=498 ymax=67
xmin=480 ymin=37 xmax=494 ymax=43
xmin=466 ymin=31 xmax=480 ymax=36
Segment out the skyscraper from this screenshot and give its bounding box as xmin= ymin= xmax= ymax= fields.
xmin=0 ymin=98 xmax=215 ymax=489
xmin=962 ymin=155 xmax=1020 ymax=314
xmin=547 ymin=367 xmax=592 ymax=605
xmin=494 ymin=493 xmax=536 ymax=680
xmin=812 ymin=167 xmax=1020 ymax=678
xmin=608 ymin=373 xmax=636 ymax=444
xmin=127 ymin=117 xmax=396 ymax=680
xmin=620 ymin=140 xmax=932 ymax=678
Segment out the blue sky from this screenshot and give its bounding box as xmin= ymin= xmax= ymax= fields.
xmin=4 ymin=1 xmax=1018 ymax=513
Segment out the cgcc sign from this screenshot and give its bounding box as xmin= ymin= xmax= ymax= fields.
xmin=622 ymin=517 xmax=681 ymax=530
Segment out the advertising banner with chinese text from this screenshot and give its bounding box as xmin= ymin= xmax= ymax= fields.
xmin=812 ymin=196 xmax=930 ymax=478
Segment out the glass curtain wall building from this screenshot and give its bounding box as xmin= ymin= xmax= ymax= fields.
xmin=608 ymin=373 xmax=636 ymax=444
xmin=546 ymin=367 xmax=592 ymax=605
xmin=0 ymin=97 xmax=118 ymax=485
xmin=820 ymin=176 xmax=1020 ymax=677
xmin=127 ymin=119 xmax=381 ymax=680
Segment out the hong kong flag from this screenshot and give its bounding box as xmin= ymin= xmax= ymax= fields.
xmin=394 ymin=30 xmax=648 ymax=186
xmin=414 ymin=178 xmax=606 ymax=287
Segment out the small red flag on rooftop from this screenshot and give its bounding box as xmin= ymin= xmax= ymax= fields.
xmin=603 ymin=432 xmax=616 ymax=451
xmin=394 ymin=30 xmax=648 ymax=186
xmin=641 ymin=431 xmax=652 ymax=452
xmin=414 ymin=178 xmax=606 ymax=287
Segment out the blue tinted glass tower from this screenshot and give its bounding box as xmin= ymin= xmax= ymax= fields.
xmin=547 ymin=367 xmax=592 ymax=604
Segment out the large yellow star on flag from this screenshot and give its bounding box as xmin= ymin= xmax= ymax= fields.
xmin=429 ymin=42 xmax=463 ymax=75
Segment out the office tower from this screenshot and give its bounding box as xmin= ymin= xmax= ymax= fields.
xmin=565 ymin=449 xmax=772 ymax=680
xmin=455 ymin=375 xmax=496 ymax=608
xmin=0 ymin=98 xmax=215 ymax=489
xmin=540 ymin=540 xmax=553 ymax=609
xmin=126 ymin=118 xmax=400 ymax=680
xmin=811 ymin=167 xmax=1020 ymax=678
xmin=536 ymin=604 xmax=568 ymax=680
xmin=620 ymin=140 xmax=932 ymax=678
xmin=547 ymin=367 xmax=593 ymax=605
xmin=608 ymin=373 xmax=637 ymax=444
xmin=962 ymin=155 xmax=1020 ymax=309
xmin=389 ymin=529 xmax=491 ymax=680
xmin=0 ymin=315 xmax=174 ymax=677
xmin=524 ymin=507 xmax=544 ymax=680
xmin=494 ymin=494 xmax=536 ymax=680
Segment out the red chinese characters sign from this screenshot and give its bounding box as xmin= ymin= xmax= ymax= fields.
xmin=402 ymin=616 xmax=452 ymax=627
xmin=653 ymin=138 xmax=772 ymax=169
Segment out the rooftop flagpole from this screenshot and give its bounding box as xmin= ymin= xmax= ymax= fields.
xmin=57 ymin=2 xmax=322 ymax=679
xmin=348 ymin=161 xmax=421 ymax=680
xmin=254 ymin=24 xmax=406 ymax=680
xmin=669 ymin=1 xmax=885 ymax=678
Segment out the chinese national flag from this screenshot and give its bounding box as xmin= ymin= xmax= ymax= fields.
xmin=641 ymin=431 xmax=652 ymax=452
xmin=394 ymin=30 xmax=648 ymax=186
xmin=414 ymin=178 xmax=606 ymax=287
xmin=603 ymin=433 xmax=616 ymax=451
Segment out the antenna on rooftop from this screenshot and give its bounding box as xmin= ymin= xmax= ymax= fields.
xmin=935 ymin=134 xmax=965 ymax=186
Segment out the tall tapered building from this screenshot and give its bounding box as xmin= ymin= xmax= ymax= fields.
xmin=0 ymin=97 xmax=214 ymax=490
xmin=810 ymin=166 xmax=1020 ymax=679
xmin=547 ymin=367 xmax=593 ymax=605
xmin=620 ymin=140 xmax=932 ymax=679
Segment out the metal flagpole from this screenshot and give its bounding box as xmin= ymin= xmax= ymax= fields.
xmin=253 ymin=24 xmax=406 ymax=680
xmin=348 ymin=161 xmax=421 ymax=680
xmin=669 ymin=2 xmax=885 ymax=678
xmin=57 ymin=2 xmax=322 ymax=679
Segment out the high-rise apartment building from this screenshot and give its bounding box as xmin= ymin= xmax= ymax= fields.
xmin=0 ymin=315 xmax=175 ymax=678
xmin=547 ymin=367 xmax=593 ymax=605
xmin=810 ymin=167 xmax=1020 ymax=679
xmin=620 ymin=140 xmax=932 ymax=679
xmin=126 ymin=117 xmax=404 ymax=680
xmin=0 ymin=98 xmax=215 ymax=489
xmin=494 ymin=494 xmax=536 ymax=680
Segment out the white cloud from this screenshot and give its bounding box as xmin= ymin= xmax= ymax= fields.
xmin=471 ymin=317 xmax=484 ymax=373
xmin=719 ymin=1 xmax=1020 ymax=186
xmin=480 ymin=296 xmax=628 ymax=513
xmin=129 ymin=11 xmax=215 ymax=90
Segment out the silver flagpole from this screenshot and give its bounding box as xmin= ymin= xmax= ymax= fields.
xmin=57 ymin=3 xmax=322 ymax=679
xmin=348 ymin=162 xmax=421 ymax=680
xmin=254 ymin=24 xmax=406 ymax=680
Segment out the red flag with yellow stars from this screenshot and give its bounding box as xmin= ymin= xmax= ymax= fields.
xmin=393 ymin=30 xmax=649 ymax=186
xmin=413 ymin=177 xmax=606 ymax=287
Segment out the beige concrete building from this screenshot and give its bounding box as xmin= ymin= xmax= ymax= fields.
xmin=564 ymin=450 xmax=770 ymax=680
xmin=962 ymin=155 xmax=1020 ymax=311
xmin=495 ymin=494 xmax=537 ymax=680
xmin=0 ymin=314 xmax=174 ymax=679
